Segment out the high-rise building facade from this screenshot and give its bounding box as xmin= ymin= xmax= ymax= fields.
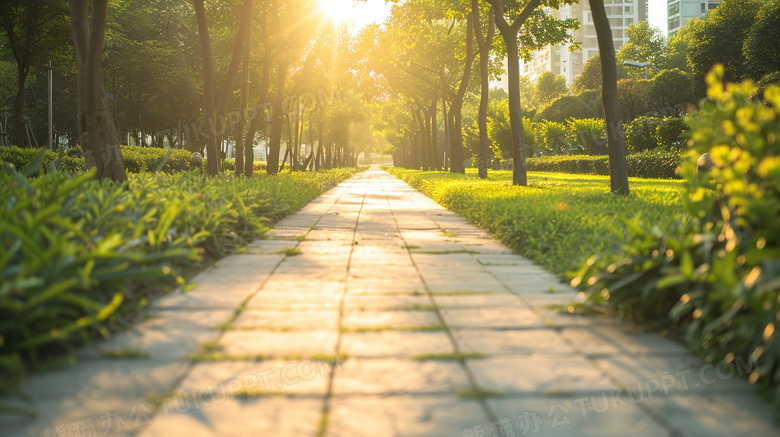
xmin=667 ymin=0 xmax=721 ymax=34
xmin=518 ymin=1 xmax=647 ymax=86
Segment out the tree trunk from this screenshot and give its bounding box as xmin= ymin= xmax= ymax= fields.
xmin=442 ymin=98 xmax=449 ymax=171
xmin=590 ymin=0 xmax=629 ymax=194
xmin=267 ymin=58 xmax=288 ymax=175
xmin=326 ymin=132 xmax=332 ymax=168
xmin=473 ymin=0 xmax=494 ymax=179
xmin=431 ymin=99 xmax=440 ymax=171
xmin=215 ymin=0 xmax=253 ymax=154
xmin=69 ymin=0 xmax=126 ymax=182
xmin=69 ymin=0 xmax=88 ymax=152
xmin=193 ymin=0 xmax=220 ymax=175
xmin=14 ymin=62 xmax=28 ymax=147
xmin=315 ymin=116 xmax=322 ymax=171
xmin=505 ymin=41 xmax=527 ymax=186
xmin=450 ymin=14 xmax=474 ymax=174
xmin=235 ymin=16 xmax=251 ymax=176
xmin=487 ymin=0 xmax=542 ymax=186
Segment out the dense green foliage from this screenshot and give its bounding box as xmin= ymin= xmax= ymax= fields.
xmin=527 ymin=151 xmax=681 ymax=179
xmin=625 ymin=116 xmax=663 ymax=152
xmin=743 ymin=0 xmax=780 ymax=80
xmin=0 ymin=166 xmax=356 ymax=404
xmin=573 ymin=70 xmax=780 ymax=408
xmin=688 ymin=0 xmax=763 ymax=85
xmin=531 ymin=119 xmax=605 ymax=156
xmin=0 ymin=145 xmax=197 ymax=175
xmin=387 ymin=168 xmax=685 ymax=279
xmin=537 ymin=96 xmax=594 ymax=123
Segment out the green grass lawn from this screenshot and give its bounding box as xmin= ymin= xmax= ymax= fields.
xmin=388 ymin=168 xmax=687 ymax=278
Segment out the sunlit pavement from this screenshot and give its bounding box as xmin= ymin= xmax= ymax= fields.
xmin=2 ymin=166 xmax=778 ymax=437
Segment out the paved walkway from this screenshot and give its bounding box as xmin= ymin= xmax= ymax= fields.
xmin=3 ymin=168 xmax=778 ymax=437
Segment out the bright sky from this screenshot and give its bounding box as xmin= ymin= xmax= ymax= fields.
xmin=648 ymin=0 xmax=668 ymax=36
xmin=319 ymin=0 xmax=392 ymax=29
xmin=322 ymin=0 xmax=668 ymax=34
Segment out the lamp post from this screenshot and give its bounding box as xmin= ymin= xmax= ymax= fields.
xmin=622 ymin=61 xmax=660 ymax=80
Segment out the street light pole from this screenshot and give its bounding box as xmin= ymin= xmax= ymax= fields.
xmin=623 ymin=61 xmax=656 ymax=80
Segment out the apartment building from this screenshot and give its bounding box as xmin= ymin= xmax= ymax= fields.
xmin=667 ymin=0 xmax=722 ymax=34
xmin=519 ymin=1 xmax=648 ymax=85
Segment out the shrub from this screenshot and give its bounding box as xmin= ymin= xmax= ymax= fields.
xmin=653 ymin=116 xmax=687 ymax=149
xmin=0 ymin=145 xmax=197 ymax=175
xmin=538 ymin=95 xmax=593 ymax=123
xmin=573 ymin=66 xmax=780 ymax=408
xmin=527 ymin=151 xmax=680 ymax=179
xmin=578 ymin=89 xmax=604 ymax=118
xmin=221 ymin=159 xmax=268 ymax=173
xmin=566 ymin=118 xmax=605 ymax=154
xmin=536 ymin=121 xmax=575 ymax=155
xmin=757 ymin=71 xmax=780 ymax=101
xmin=625 ymin=116 xmax=662 ymax=152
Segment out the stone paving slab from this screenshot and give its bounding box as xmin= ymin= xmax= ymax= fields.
xmin=325 ymin=396 xmax=489 ymax=437
xmin=4 ymin=167 xmax=778 ymax=437
xmin=332 ymin=359 xmax=471 ymax=395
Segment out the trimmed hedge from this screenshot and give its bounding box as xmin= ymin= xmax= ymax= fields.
xmin=221 ymin=159 xmax=268 ymax=173
xmin=0 ymin=145 xmax=197 ymax=174
xmin=526 ymin=151 xmax=681 ymax=179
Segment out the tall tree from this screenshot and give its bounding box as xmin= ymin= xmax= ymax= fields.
xmin=192 ymin=0 xmax=220 ymax=175
xmin=1 ymin=1 xmax=66 ymax=148
xmin=688 ymin=0 xmax=761 ymax=86
xmin=486 ymin=0 xmax=577 ymax=186
xmin=473 ymin=0 xmax=494 ymax=179
xmin=743 ymin=0 xmax=780 ymax=81
xmin=534 ymin=71 xmax=568 ymax=106
xmin=68 ymin=0 xmax=127 ymax=181
xmin=571 ymin=54 xmax=601 ymax=94
xmin=615 ymin=21 xmax=666 ymax=79
xmin=590 ymin=0 xmax=628 ymax=194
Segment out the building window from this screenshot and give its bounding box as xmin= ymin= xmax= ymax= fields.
xmin=624 ymin=6 xmax=632 ymax=13
xmin=586 ymin=12 xmax=592 ymax=23
xmin=701 ymin=3 xmax=706 ymax=13
xmin=625 ymin=18 xmax=634 ymax=27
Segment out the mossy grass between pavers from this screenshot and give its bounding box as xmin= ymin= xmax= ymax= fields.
xmin=185 ymin=352 xmax=348 ymax=364
xmin=316 ymin=410 xmax=329 ymax=437
xmin=457 ymin=388 xmax=505 ymax=399
xmin=293 ymin=234 xmax=307 ymax=241
xmin=214 ymin=298 xmax=252 ymax=331
xmin=98 ymin=348 xmax=149 ymax=359
xmin=341 ymin=325 xmax=447 ymax=333
xmin=389 ymin=304 xmax=440 ymax=312
xmin=429 ymin=291 xmax=497 ymax=296
xmin=233 ymin=389 xmax=293 ymax=399
xmin=403 ymin=244 xmax=420 ymax=250
xmin=196 ymin=340 xmax=223 ymax=354
xmin=350 ymin=290 xmax=424 ymax=296
xmin=441 ymin=230 xmax=456 ymax=238
xmin=276 ymin=247 xmax=303 ymax=256
xmin=412 ymin=249 xmax=481 ymax=255
xmin=544 ymin=302 xmax=610 ymax=316
xmin=411 ymin=352 xmax=487 ymax=361
xmin=222 ymin=326 xmax=297 ymax=332
xmin=185 ymin=352 xmax=270 ymax=362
